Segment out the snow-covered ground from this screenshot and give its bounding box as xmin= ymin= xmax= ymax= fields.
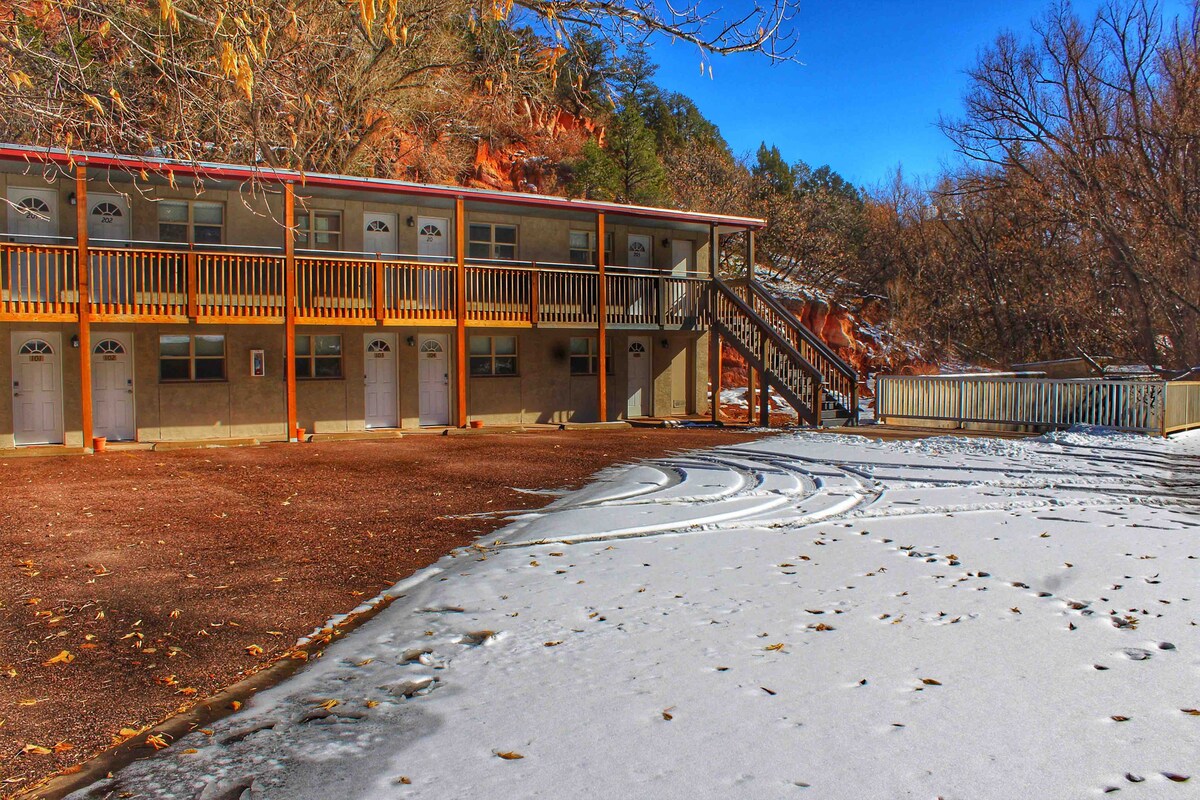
xmin=71 ymin=430 xmax=1200 ymax=800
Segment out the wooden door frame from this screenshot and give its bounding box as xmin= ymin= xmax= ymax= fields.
xmin=11 ymin=330 xmax=64 ymax=446
xmin=417 ymin=332 xmax=452 ymax=426
xmin=90 ymin=330 xmax=136 ymax=441
xmin=363 ymin=331 xmax=399 ymax=429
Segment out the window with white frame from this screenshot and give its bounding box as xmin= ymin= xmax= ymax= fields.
xmin=468 ymin=223 xmax=517 ymax=261
xmin=295 ymin=210 xmax=343 ymax=251
xmin=568 ymin=231 xmax=615 ymax=266
xmin=469 ymin=335 xmax=518 ymax=376
xmin=159 ymin=334 xmax=226 ymax=381
xmin=295 ymin=334 xmax=343 ymax=379
xmin=158 ymin=201 xmax=224 ymax=245
xmin=569 ymin=337 xmax=614 ymax=375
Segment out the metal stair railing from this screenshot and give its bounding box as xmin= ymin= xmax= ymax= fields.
xmin=710 ymin=279 xmax=824 ymax=426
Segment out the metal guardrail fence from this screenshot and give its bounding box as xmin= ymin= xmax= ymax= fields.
xmin=876 ymin=375 xmax=1200 ymax=436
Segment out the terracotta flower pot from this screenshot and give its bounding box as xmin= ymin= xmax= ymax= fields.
xmin=295 ymin=427 xmax=307 ymax=441
xmin=469 ymin=420 xmax=484 ymax=429
xmin=92 ymin=436 xmax=107 ymax=453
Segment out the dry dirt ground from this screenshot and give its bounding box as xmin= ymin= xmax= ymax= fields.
xmin=0 ymin=428 xmax=762 ymax=797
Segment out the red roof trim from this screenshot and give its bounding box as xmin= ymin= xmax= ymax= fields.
xmin=0 ymin=144 xmax=767 ymax=230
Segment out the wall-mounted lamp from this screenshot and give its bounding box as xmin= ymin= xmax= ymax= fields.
xmin=406 ymin=335 xmax=416 ymax=347
xmin=660 ymin=237 xmax=670 ymax=248
xmin=660 ymin=338 xmax=670 ymax=349
xmin=406 ymin=216 xmax=416 ymax=227
xmin=70 ymin=334 xmax=80 ymax=348
xmin=68 ymin=192 xmax=77 ymax=206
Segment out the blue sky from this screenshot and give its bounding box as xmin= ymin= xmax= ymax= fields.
xmin=647 ymin=0 xmax=1187 ymax=187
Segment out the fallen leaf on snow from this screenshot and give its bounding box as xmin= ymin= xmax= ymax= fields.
xmin=495 ymin=751 xmax=524 ymax=760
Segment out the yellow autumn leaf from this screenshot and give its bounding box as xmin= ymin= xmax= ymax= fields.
xmin=81 ymin=93 xmax=105 ymax=116
xmin=146 ymin=733 xmax=170 ymax=750
xmin=22 ymin=744 xmax=52 ymax=755
xmin=42 ymin=650 xmax=74 ymax=666
xmin=52 ymin=741 xmax=73 ymax=753
xmin=318 ymin=699 xmax=339 ymax=710
xmin=245 ymin=644 xmax=263 ymax=656
xmin=763 ymin=643 xmax=785 ymax=651
xmin=108 ymin=87 xmax=127 ymax=112
xmin=118 ymin=727 xmax=140 ymax=738
xmin=495 ymin=751 xmax=524 ymax=760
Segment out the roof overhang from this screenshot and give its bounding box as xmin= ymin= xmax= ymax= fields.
xmin=0 ymin=144 xmax=767 ymax=231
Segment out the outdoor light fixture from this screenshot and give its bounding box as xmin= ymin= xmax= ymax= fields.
xmin=661 ymin=238 xmax=670 ymax=248
xmin=68 ymin=192 xmax=77 ymax=206
xmin=71 ymin=334 xmax=80 ymax=348
xmin=406 ymin=336 xmax=416 ymax=347
xmin=406 ymin=216 xmax=415 ymax=227
xmin=661 ymin=338 xmax=669 ymax=349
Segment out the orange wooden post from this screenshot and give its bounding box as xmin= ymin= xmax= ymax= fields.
xmin=709 ymin=223 xmax=721 ymax=423
xmin=284 ymin=183 xmax=298 ymax=441
xmin=454 ymin=197 xmax=468 ymax=427
xmin=745 ymin=227 xmax=756 ymax=424
xmin=373 ymin=252 xmax=385 ymax=323
xmin=75 ymin=164 xmax=93 ymax=449
xmin=529 ymin=261 xmax=539 ymax=326
xmin=596 ymin=212 xmax=607 ymax=422
xmin=186 ymin=247 xmax=198 ymax=319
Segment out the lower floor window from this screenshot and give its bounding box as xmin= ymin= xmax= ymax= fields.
xmin=569 ymin=337 xmax=614 ymax=375
xmin=160 ymin=334 xmax=226 ymax=381
xmin=469 ymin=335 xmax=518 ymax=376
xmin=296 ymin=334 xmax=343 ymax=379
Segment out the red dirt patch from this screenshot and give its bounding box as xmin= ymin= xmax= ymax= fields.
xmin=0 ymin=428 xmax=761 ymax=796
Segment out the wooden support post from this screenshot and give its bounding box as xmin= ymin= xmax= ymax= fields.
xmin=186 ymin=246 xmax=198 ymax=319
xmin=708 ymin=223 xmax=721 ymax=423
xmin=813 ymin=380 xmax=824 ymax=429
xmin=284 ymin=183 xmax=298 ymax=441
xmin=759 ymin=336 xmax=770 ymax=427
xmin=373 ymin=252 xmax=385 ymax=323
xmin=75 ymin=164 xmax=93 ymax=450
xmin=747 ymin=367 xmax=757 ymax=424
xmin=746 ymin=229 xmax=756 ymax=283
xmin=529 ymin=261 xmax=539 ymax=327
xmin=709 ymin=330 xmax=722 ymax=423
xmin=454 ymin=197 xmax=467 ymax=427
xmin=596 ymin=212 xmax=607 ymax=422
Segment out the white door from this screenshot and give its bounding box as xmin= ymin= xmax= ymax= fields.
xmin=364 ymin=213 xmax=398 ymax=255
xmin=6 ymin=188 xmax=60 ymax=303
xmin=626 ymin=336 xmax=653 ymax=418
xmin=417 ymin=217 xmax=449 ymax=261
xmin=668 ymin=239 xmax=695 ymax=317
xmin=627 ymin=234 xmax=652 ymax=269
xmin=418 ymin=334 xmax=450 ymax=426
xmin=364 ymin=334 xmax=399 ymax=429
xmin=11 ymin=332 xmax=63 ymax=446
xmin=92 ymin=334 xmax=135 ymax=441
xmin=88 ymin=193 xmax=132 ymax=306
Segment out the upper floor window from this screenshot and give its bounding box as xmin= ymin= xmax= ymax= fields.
xmin=568 ymin=231 xmax=614 ymax=266
xmin=468 ymin=223 xmax=517 ymax=261
xmin=158 ymin=201 xmax=223 ymax=245
xmin=295 ymin=210 xmax=342 ymax=251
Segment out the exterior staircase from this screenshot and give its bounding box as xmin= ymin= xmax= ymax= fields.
xmin=710 ymin=277 xmax=859 ymax=427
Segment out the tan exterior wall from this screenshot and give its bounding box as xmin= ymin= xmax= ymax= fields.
xmin=1 ymin=322 xmax=707 ymax=445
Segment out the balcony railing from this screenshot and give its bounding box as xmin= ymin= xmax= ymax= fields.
xmin=0 ymin=240 xmax=709 ymax=329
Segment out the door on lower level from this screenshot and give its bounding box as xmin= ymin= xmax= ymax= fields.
xmin=364 ymin=334 xmax=399 ymax=429
xmin=92 ymin=333 xmax=135 ymax=441
xmin=11 ymin=332 xmax=63 ymax=445
xmin=418 ymin=334 xmax=450 ymax=426
xmin=626 ymin=336 xmax=653 ymax=418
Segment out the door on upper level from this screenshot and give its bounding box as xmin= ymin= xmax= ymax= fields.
xmin=417 ymin=217 xmax=449 ymax=260
xmin=668 ymin=239 xmax=695 ymax=319
xmin=626 ymin=233 xmax=653 ymax=319
xmin=364 ymin=334 xmax=399 ymax=429
xmin=6 ymin=188 xmax=60 ymax=304
xmin=11 ymin=332 xmax=63 ymax=446
xmin=627 ymin=234 xmax=652 ymax=269
xmin=364 ymin=213 xmax=398 ymax=256
xmin=91 ymin=333 xmax=135 ymax=441
xmin=88 ymin=193 xmax=133 ymax=306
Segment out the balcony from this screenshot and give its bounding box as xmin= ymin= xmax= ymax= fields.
xmin=0 ymin=240 xmax=709 ymax=330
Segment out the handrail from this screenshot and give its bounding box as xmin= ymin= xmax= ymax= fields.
xmin=713 ymin=279 xmax=822 ymax=381
xmin=743 ymin=279 xmax=856 ymax=381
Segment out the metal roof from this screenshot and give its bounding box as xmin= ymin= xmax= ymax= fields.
xmin=0 ymin=143 xmax=766 ymax=230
